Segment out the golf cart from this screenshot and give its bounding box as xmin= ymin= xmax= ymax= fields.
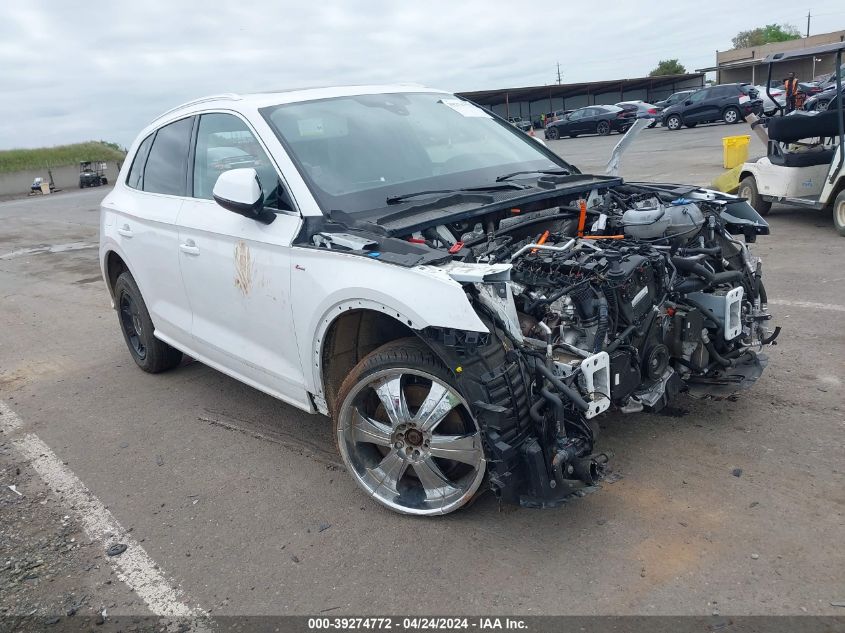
xmin=79 ymin=161 xmax=109 ymax=188
xmin=737 ymin=42 xmax=845 ymax=236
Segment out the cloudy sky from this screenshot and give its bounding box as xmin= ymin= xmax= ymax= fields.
xmin=2 ymin=1 xmax=844 ymax=149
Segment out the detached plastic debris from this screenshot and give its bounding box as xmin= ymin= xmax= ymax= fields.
xmin=7 ymin=484 xmax=23 ymax=496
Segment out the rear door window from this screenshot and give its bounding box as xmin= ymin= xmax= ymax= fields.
xmin=142 ymin=117 xmax=194 ymax=196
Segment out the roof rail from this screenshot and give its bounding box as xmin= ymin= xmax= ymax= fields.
xmin=152 ymin=93 xmax=242 ymax=122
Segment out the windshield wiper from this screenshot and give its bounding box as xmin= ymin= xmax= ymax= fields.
xmin=495 ymin=168 xmax=570 ymax=182
xmin=385 ymin=183 xmax=525 ymax=205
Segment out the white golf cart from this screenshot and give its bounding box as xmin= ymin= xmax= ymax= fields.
xmin=737 ymin=42 xmax=845 ymax=236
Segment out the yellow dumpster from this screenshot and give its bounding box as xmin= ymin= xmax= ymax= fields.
xmin=722 ymin=135 xmax=750 ymax=169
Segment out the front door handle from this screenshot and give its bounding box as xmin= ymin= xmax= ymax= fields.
xmin=117 ymin=223 xmax=133 ymax=238
xmin=179 ymin=239 xmax=200 ymax=256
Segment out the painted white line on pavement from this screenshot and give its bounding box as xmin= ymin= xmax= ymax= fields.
xmin=768 ymin=299 xmax=845 ymax=313
xmin=0 ymin=400 xmax=205 ymax=620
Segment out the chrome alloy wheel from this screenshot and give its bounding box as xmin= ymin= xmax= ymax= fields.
xmin=336 ymin=369 xmax=486 ymax=515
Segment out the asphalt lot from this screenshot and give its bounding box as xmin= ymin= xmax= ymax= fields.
xmin=1 ymin=122 xmax=844 ymax=621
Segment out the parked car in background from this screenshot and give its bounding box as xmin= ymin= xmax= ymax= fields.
xmin=661 ymin=83 xmax=762 ymax=130
xmin=543 ymin=105 xmax=635 ymax=139
xmin=803 ymin=84 xmax=843 ymax=111
xmin=615 ymin=101 xmax=660 ymax=127
xmin=653 ymin=90 xmax=696 ymax=111
xmin=507 ymin=116 xmax=533 ymax=132
xmin=542 ymin=109 xmax=572 ymax=127
xmin=754 ymin=85 xmax=786 ymax=115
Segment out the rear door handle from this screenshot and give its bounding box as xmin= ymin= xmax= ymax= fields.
xmin=117 ymin=223 xmax=133 ymax=238
xmin=179 ymin=239 xmax=200 ymax=256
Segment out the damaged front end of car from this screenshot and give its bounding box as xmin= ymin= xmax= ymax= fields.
xmin=302 ymin=174 xmax=779 ymax=509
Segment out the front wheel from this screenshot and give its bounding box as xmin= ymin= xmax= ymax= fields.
xmin=545 ymin=126 xmax=559 ymax=140
xmin=596 ymin=120 xmax=611 ymax=136
xmin=739 ymin=176 xmax=772 ymax=216
xmin=723 ymin=106 xmax=741 ymax=124
xmin=114 ymin=272 xmax=183 ymax=373
xmin=665 ymin=114 xmax=682 ymax=130
xmin=333 ymin=339 xmax=486 ymax=516
xmin=833 ymin=190 xmax=845 ymax=237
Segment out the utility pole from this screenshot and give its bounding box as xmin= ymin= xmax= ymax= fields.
xmin=806 ymin=10 xmax=811 ymax=38
xmin=556 ymin=63 xmax=562 ymax=85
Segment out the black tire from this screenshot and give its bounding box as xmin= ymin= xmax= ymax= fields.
xmin=114 ymin=272 xmax=183 ymax=373
xmin=833 ymin=190 xmax=845 ymax=237
xmin=102 ymin=177 xmax=108 ymax=185
xmin=333 ymin=338 xmax=486 ymax=515
xmin=816 ymin=100 xmax=829 ymax=112
xmin=665 ymin=114 xmax=682 ymax=131
xmin=596 ymin=120 xmax=611 ymax=136
xmin=723 ymin=106 xmax=741 ymax=124
xmin=545 ymin=126 xmax=559 ymax=140
xmin=685 ymin=122 xmax=697 ymax=128
xmin=738 ymin=176 xmax=771 ymax=216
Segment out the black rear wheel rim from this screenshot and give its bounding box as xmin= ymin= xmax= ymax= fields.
xmin=119 ymin=291 xmax=146 ymax=360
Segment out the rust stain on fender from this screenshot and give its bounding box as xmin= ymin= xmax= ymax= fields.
xmin=234 ymin=240 xmax=254 ymax=295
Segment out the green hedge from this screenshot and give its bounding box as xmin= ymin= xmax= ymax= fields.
xmin=0 ymin=141 xmax=127 ymax=174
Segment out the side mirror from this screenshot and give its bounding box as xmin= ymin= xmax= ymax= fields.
xmin=684 ymin=100 xmax=693 ymax=106
xmin=212 ymin=168 xmax=273 ymax=224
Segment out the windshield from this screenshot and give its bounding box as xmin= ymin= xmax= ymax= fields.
xmin=260 ymin=92 xmax=565 ymax=214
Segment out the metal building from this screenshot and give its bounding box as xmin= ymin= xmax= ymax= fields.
xmin=456 ymin=74 xmax=705 ymax=125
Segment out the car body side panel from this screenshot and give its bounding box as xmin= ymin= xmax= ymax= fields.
xmin=176 ymin=200 xmax=311 ymax=408
xmin=99 ymin=186 xmax=191 ymax=342
xmin=288 ymin=248 xmax=488 ymax=395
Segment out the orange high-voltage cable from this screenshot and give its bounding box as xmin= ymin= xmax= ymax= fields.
xmin=576 ymin=199 xmax=588 ymax=237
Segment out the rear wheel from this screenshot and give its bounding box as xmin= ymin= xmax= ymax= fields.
xmin=114 ymin=272 xmax=183 ymax=373
xmin=666 ymin=114 xmax=682 ymax=130
xmin=545 ymin=126 xmax=559 ymax=140
xmin=739 ymin=176 xmax=772 ymax=216
xmin=723 ymin=106 xmax=741 ymax=124
xmin=333 ymin=339 xmax=486 ymax=516
xmin=596 ymin=120 xmax=611 ymax=136
xmin=833 ymin=190 xmax=845 ymax=237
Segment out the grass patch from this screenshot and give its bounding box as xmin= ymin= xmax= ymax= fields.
xmin=0 ymin=141 xmax=127 ymax=174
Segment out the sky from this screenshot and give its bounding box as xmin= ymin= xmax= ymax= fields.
xmin=2 ymin=1 xmax=844 ymax=149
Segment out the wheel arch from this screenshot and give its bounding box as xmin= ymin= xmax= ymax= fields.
xmin=316 ymin=304 xmax=435 ymax=415
xmin=739 ymin=169 xmax=756 ymax=185
xmin=825 ymin=175 xmax=845 ymax=208
xmin=102 ymin=248 xmax=130 ymax=302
